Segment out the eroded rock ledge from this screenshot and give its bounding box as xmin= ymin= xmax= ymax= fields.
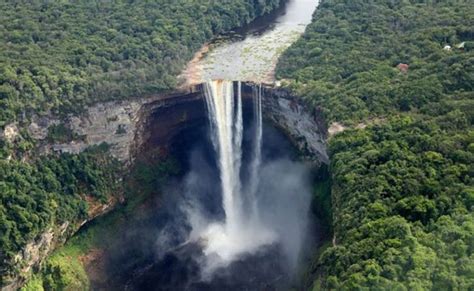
xmin=23 ymin=83 xmax=328 ymax=166
xmin=261 ymin=85 xmax=329 ymax=164
xmin=25 ymin=87 xmax=202 ymax=164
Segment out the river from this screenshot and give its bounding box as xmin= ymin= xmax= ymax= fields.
xmin=181 ymin=0 xmax=319 ymax=86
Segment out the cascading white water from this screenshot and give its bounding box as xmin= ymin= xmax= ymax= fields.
xmin=200 ymin=80 xmax=275 ymax=268
xmin=203 ymin=80 xmax=243 ymax=234
xmin=248 ymin=84 xmax=263 ymax=215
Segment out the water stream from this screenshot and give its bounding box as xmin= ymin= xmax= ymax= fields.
xmin=199 ymin=81 xmax=275 ymax=274
xmin=181 ymin=0 xmax=319 ymax=85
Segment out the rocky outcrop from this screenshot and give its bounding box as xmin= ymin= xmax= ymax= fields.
xmin=261 ymin=85 xmax=329 ymax=164
xmin=24 ymin=88 xmax=201 ymax=164
xmin=0 ymin=124 xmax=19 ymax=143
xmin=28 ymin=99 xmax=146 ymax=164
xmin=2 ymin=223 xmax=69 ymax=291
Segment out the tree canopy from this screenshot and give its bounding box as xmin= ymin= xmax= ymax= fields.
xmin=0 ymin=145 xmax=120 ymax=283
xmin=277 ymin=0 xmax=474 ymax=289
xmin=0 ymin=0 xmax=282 ymax=125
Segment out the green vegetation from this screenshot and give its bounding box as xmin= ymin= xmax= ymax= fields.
xmin=21 ymin=276 xmax=44 ymax=291
xmin=0 ymin=144 xmax=120 ymax=284
xmin=47 ymin=123 xmax=82 ymax=143
xmin=311 ymin=164 xmax=333 ymax=235
xmin=0 ymin=0 xmax=283 ymax=125
xmin=1 ymin=1 xmax=283 ymax=287
xmin=277 ymin=0 xmax=473 ymax=289
xmin=33 ymin=250 xmax=89 ymax=291
xmin=20 ymin=155 xmax=178 ymax=290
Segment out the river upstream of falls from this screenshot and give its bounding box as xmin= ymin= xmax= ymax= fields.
xmin=181 ymin=0 xmax=319 ymax=86
xmin=89 ymin=1 xmax=320 ymax=290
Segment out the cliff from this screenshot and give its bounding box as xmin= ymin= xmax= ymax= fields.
xmin=1 ymin=82 xmax=329 ymax=289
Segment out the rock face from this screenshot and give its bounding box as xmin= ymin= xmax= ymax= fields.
xmin=28 ymin=99 xmax=145 ymax=164
xmin=24 ymin=88 xmax=201 ymax=164
xmin=261 ymin=85 xmax=329 ymax=164
xmin=56 ymin=100 xmax=142 ymax=162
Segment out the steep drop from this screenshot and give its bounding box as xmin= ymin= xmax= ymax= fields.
xmin=199 ymin=81 xmax=274 ymax=271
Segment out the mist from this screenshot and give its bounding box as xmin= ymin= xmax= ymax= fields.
xmin=129 ymin=82 xmax=315 ymax=291
xmin=151 ymin=101 xmax=313 ymax=287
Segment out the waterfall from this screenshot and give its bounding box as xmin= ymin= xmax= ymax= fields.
xmin=248 ymin=84 xmax=263 ymax=215
xmin=203 ymin=80 xmax=243 ymax=234
xmin=233 ymin=81 xmax=243 ymax=204
xmin=201 ymin=80 xmax=274 ymax=265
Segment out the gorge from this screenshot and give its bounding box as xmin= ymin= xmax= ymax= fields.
xmin=6 ymin=1 xmax=327 ymax=290
xmin=58 ymin=81 xmax=327 ymax=290
xmin=107 ymin=80 xmax=319 ymax=290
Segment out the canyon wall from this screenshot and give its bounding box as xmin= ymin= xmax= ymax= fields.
xmin=23 ymin=88 xmax=202 ymax=163
xmin=261 ymin=85 xmax=329 ymax=164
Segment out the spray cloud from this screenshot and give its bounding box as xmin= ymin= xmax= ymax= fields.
xmin=156 ymin=80 xmax=312 ymax=281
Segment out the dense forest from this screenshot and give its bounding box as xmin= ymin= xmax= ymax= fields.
xmin=0 ymin=145 xmax=120 ymax=283
xmin=0 ymin=0 xmax=283 ymax=286
xmin=277 ymin=0 xmax=473 ymax=289
xmin=0 ymin=0 xmax=282 ymax=125
xmin=2 ymin=0 xmax=474 ymax=289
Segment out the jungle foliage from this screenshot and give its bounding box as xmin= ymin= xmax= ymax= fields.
xmin=1 ymin=0 xmax=283 ymax=286
xmin=0 ymin=0 xmax=282 ymax=125
xmin=20 ymin=155 xmax=179 ymax=291
xmin=277 ymin=0 xmax=474 ymax=289
xmin=0 ymin=145 xmax=120 ymax=282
